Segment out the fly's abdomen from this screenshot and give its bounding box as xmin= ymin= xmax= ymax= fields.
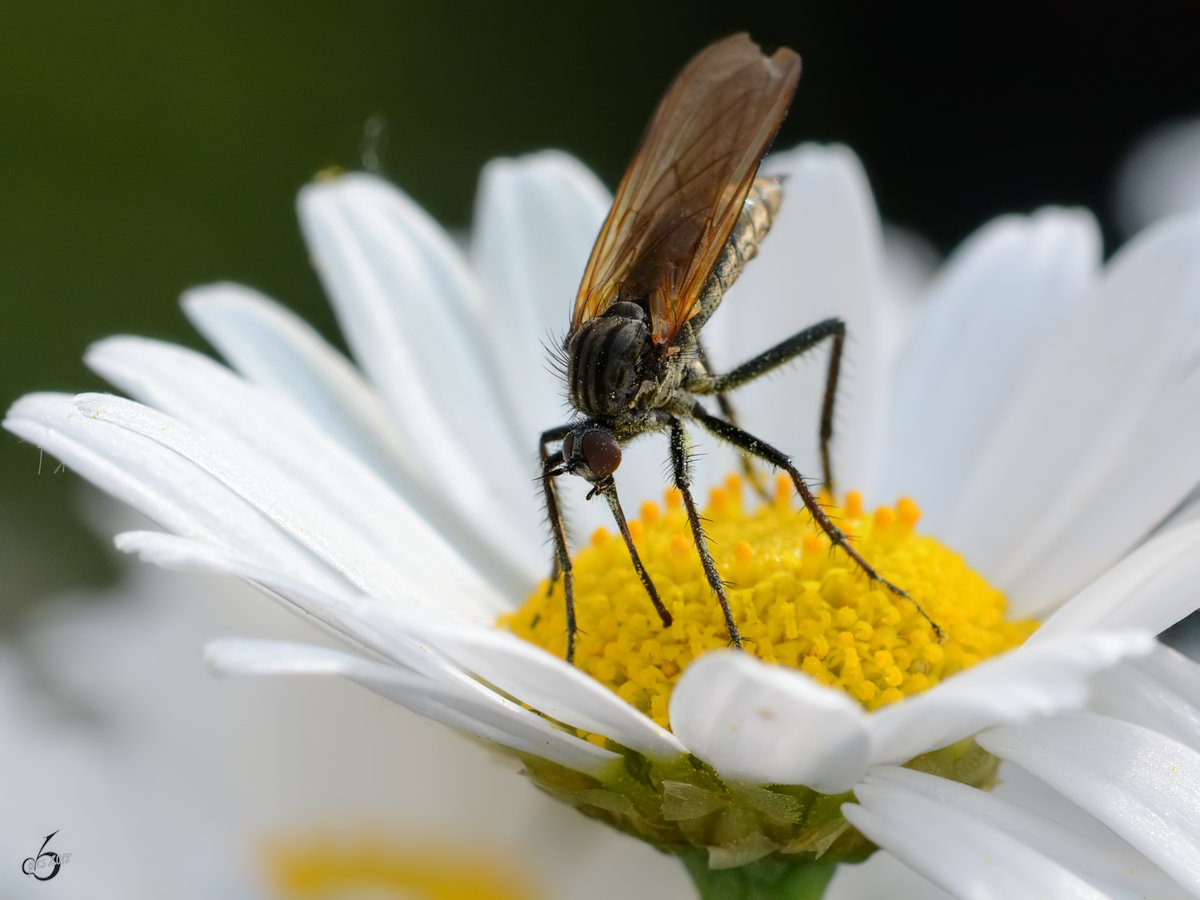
xmin=727 ymin=175 xmax=783 ymax=275
xmin=692 ymin=176 xmax=783 ymax=327
xmin=566 ymin=313 xmax=652 ymax=418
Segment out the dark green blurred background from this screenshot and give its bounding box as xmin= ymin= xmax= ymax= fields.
xmin=4 ymin=1 xmax=1200 ymax=618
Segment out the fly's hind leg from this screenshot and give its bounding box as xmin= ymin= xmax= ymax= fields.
xmin=687 ymin=401 xmax=942 ymax=638
xmin=694 ymin=341 xmax=771 ymax=501
xmin=690 ymin=317 xmax=845 ymax=494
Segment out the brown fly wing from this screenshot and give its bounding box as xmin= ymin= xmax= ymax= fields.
xmin=570 ymin=34 xmax=800 ymax=344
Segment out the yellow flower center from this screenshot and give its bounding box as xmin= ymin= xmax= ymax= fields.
xmin=503 ymin=474 xmax=1036 ymax=729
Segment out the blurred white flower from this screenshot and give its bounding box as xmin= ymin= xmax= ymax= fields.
xmin=1113 ymin=118 xmax=1200 ymax=237
xmin=7 ymin=145 xmax=1200 ymax=897
xmin=0 ymin=503 xmax=688 ymax=899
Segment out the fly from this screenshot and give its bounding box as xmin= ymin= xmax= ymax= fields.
xmin=540 ymin=33 xmax=938 ymax=663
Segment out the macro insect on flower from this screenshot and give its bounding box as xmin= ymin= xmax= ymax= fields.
xmin=543 ymin=34 xmax=935 ymax=663
xmin=7 ymin=29 xmax=1200 ymax=900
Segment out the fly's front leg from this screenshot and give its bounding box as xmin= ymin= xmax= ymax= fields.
xmin=539 ymin=424 xmax=574 ymax=592
xmin=540 ymin=427 xmax=578 ymax=662
xmin=691 ymin=317 xmax=845 ymax=493
xmin=688 ymin=402 xmax=942 ymax=639
xmin=668 ymin=417 xmax=743 ymax=648
xmin=599 ymin=480 xmax=672 ymax=629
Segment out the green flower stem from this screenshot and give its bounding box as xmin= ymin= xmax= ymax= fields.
xmin=679 ymin=851 xmax=839 ymax=900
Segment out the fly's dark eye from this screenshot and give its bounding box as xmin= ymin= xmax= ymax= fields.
xmin=581 ymin=430 xmax=621 ymax=478
xmin=561 ymin=431 xmax=576 ymax=461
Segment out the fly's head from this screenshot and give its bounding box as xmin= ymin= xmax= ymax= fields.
xmin=558 ymin=423 xmax=622 ymax=496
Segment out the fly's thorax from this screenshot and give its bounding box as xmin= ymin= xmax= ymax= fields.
xmin=566 ymin=304 xmax=656 ymax=418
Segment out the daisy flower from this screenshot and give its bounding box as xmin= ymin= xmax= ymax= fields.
xmin=7 ymin=145 xmax=1200 ymax=897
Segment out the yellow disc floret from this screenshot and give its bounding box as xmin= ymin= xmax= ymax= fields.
xmin=502 ymin=474 xmax=1036 ymax=730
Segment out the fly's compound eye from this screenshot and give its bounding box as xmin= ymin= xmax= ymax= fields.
xmin=581 ymin=429 xmax=621 ymax=478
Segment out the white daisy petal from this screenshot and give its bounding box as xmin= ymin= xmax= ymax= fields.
xmin=979 ymin=712 xmax=1200 ymax=895
xmin=113 ymin=530 xmax=475 ymax=683
xmin=187 ymin=286 xmax=546 ymax=597
xmin=850 ymin=767 xmax=1181 ymax=899
xmin=875 ymin=209 xmax=1100 ymax=530
xmin=122 ymin=526 xmax=645 ymax=774
xmin=204 ymin=638 xmax=618 ymax=775
xmin=841 ymin=800 xmax=1104 ymax=899
xmin=115 ymin=528 xmax=680 ymax=758
xmin=1008 ymin=363 xmax=1200 ymax=613
xmin=5 ymin=393 xmax=347 ymax=596
xmin=868 ymin=767 xmax=1187 ymax=897
xmin=297 ymin=174 xmax=543 ymax=569
xmin=1033 ymin=519 xmax=1200 ymax=640
xmin=1137 ymin=641 xmax=1200 ymax=707
xmin=67 ymin=390 xmax=502 ymax=619
xmin=988 ymin=760 xmax=1128 ymax=844
xmin=300 ymin=173 xmax=523 ymax=466
xmin=408 ymin=625 xmax=686 ymax=759
xmin=949 ymin=213 xmax=1200 ymax=594
xmin=184 ymin=284 xmax=536 ymax=593
xmin=1164 ymin=484 xmax=1200 ymax=530
xmin=181 ymin=284 xmax=424 ymax=495
xmin=669 ymin=651 xmax=869 ymax=792
xmin=1087 ymin=644 xmax=1200 ymax=753
xmin=867 ymin=631 xmax=1153 ymax=766
xmin=470 ymin=151 xmax=610 ymax=442
xmin=86 ymin=335 xmax=514 ymax=614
